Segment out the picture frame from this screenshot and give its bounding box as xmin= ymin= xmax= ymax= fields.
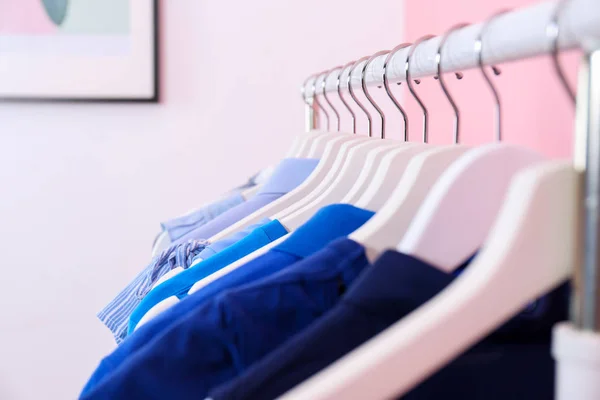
xmin=0 ymin=0 xmax=159 ymax=102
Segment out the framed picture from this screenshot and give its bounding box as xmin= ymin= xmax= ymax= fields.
xmin=0 ymin=0 xmax=159 ymax=102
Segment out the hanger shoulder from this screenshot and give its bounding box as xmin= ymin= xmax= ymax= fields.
xmin=339 ymin=144 xmax=416 ymax=205
xmin=281 ymin=161 xmax=579 ymax=400
xmin=290 ymin=130 xmax=325 ymax=157
xmin=280 ymin=140 xmax=405 ymax=231
xmin=188 ymin=235 xmax=289 ymax=295
xmin=398 ymin=143 xmax=545 ymax=270
xmin=207 ymin=135 xmax=365 ymax=243
xmin=349 ymin=145 xmax=469 ymax=262
xmin=270 ymin=137 xmax=373 ymax=222
xmin=354 ymin=143 xmax=431 ymax=211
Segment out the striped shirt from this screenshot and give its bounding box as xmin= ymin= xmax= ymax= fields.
xmin=97 ymin=239 xmax=209 ymax=344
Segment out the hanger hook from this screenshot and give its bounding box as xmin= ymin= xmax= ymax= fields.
xmin=348 ymin=56 xmax=373 ymax=137
xmin=383 ymin=43 xmax=412 ymax=142
xmin=338 ymin=62 xmax=358 ymax=134
xmin=361 ymin=50 xmax=391 ymax=139
xmin=406 ymin=35 xmax=435 ymax=143
xmin=548 ymin=0 xmax=576 ymax=103
xmin=349 ymin=56 xmax=374 ymax=136
xmin=312 ymin=73 xmax=330 ymax=131
xmin=436 ymin=23 xmax=468 ymax=144
xmin=475 ymin=11 xmax=506 ymax=142
xmin=321 ymin=68 xmax=342 ymax=131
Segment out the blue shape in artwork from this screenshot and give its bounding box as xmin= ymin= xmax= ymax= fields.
xmin=40 ymin=0 xmax=69 ymax=26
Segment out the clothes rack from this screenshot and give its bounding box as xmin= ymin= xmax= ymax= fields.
xmin=302 ymin=0 xmax=600 ymax=398
xmin=304 ymin=0 xmax=599 ymax=97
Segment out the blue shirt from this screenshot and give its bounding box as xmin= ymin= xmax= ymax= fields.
xmin=80 ymin=238 xmax=370 ymax=400
xmin=172 ymin=158 xmax=319 ymax=246
xmin=207 ymin=250 xmax=569 ymax=400
xmin=194 ymin=217 xmax=273 ymax=262
xmin=81 ymin=204 xmax=374 ymax=396
xmin=96 ymin=239 xmax=209 ymax=344
xmin=157 ymin=168 xmax=272 ymax=244
xmin=161 ymin=193 xmax=246 ymax=242
xmin=128 ymin=220 xmax=289 ymax=333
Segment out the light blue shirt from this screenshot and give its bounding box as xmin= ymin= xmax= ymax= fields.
xmin=171 ymin=158 xmax=319 ymax=246
xmin=161 ymin=193 xmax=245 ymax=242
xmin=160 ymin=169 xmax=269 ymax=242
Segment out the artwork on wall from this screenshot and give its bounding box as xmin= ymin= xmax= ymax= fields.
xmin=0 ymin=0 xmax=158 ymax=102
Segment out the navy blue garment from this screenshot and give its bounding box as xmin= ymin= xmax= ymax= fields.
xmin=80 ymin=205 xmax=374 ymax=396
xmin=80 ymin=238 xmax=371 ymax=400
xmin=207 ymin=250 xmax=569 ymax=400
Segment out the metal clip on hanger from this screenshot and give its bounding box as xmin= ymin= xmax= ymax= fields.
xmin=322 ymin=68 xmax=341 ymax=132
xmin=279 ymin=52 xmax=418 ymax=229
xmin=382 ymin=43 xmax=411 ymax=141
xmin=283 ymin=10 xmax=579 ymax=399
xmin=341 ymin=49 xmax=427 ymax=205
xmin=339 ymin=61 xmax=359 ymax=134
xmin=406 ymin=35 xmax=435 ymax=142
xmin=348 ymin=38 xmax=448 ymax=211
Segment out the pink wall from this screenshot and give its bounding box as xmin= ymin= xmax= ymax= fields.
xmin=403 ymin=0 xmax=580 ymax=158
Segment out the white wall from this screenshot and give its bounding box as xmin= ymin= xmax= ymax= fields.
xmin=0 ymin=1 xmax=403 ymax=398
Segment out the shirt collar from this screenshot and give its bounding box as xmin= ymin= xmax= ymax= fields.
xmin=257 ymin=158 xmax=320 ymax=195
xmin=274 ymin=204 xmax=374 ymax=259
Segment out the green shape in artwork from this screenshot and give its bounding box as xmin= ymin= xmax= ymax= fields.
xmin=60 ymin=0 xmax=130 ymax=35
xmin=40 ymin=0 xmax=69 ymax=26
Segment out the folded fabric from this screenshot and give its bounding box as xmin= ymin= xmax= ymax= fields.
xmin=159 ymin=167 xmax=274 ymax=243
xmin=171 ymin=158 xmax=319 ymax=246
xmin=161 ymin=193 xmax=245 ymax=242
xmin=207 ymin=250 xmax=569 ymax=400
xmin=81 ymin=205 xmax=374 ymax=395
xmin=80 ymin=238 xmax=370 ymax=400
xmin=96 ymin=239 xmax=208 ymax=344
xmin=192 ymin=217 xmax=273 ymax=263
xmin=127 ymin=220 xmax=289 ymax=333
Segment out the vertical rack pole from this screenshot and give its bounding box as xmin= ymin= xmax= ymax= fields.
xmin=304 ymin=96 xmax=318 ymax=132
xmin=553 ymin=48 xmax=600 ymax=400
xmin=579 ymin=48 xmax=600 ymax=331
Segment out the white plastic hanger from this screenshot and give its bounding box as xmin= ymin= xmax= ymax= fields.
xmin=349 ymin=33 xmax=470 ymax=260
xmin=282 ymin=160 xmax=579 ymax=400
xmin=349 ymin=145 xmax=468 ymax=260
xmin=352 ymin=28 xmax=544 ymax=266
xmin=283 ymin=16 xmax=578 ymax=398
xmin=397 ymin=21 xmax=547 ymax=269
xmin=188 ymin=235 xmax=289 ymax=295
xmin=349 ymin=40 xmax=468 ymax=211
xmin=340 ymin=44 xmax=415 ymax=205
